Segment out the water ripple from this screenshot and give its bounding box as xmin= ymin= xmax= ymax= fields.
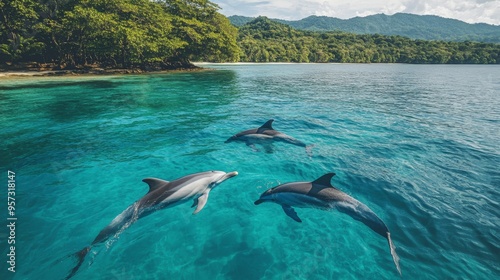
xmin=1 ymin=64 xmax=499 ymax=280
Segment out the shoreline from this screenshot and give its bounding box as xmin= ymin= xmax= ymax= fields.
xmin=0 ymin=65 xmax=206 ymax=79
xmin=2 ymin=63 xmax=495 ymax=79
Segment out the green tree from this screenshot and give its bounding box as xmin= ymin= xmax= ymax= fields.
xmin=0 ymin=0 xmax=42 ymax=62
xmin=1 ymin=0 xmax=240 ymax=68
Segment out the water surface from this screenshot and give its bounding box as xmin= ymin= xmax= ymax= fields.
xmin=1 ymin=64 xmax=499 ymax=279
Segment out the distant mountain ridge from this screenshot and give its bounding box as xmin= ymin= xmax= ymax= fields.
xmin=229 ymin=13 xmax=500 ymax=43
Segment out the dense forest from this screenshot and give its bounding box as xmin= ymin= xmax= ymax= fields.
xmin=230 ymin=13 xmax=500 ymax=43
xmin=237 ymin=17 xmax=500 ymax=64
xmin=1 ymin=2 xmax=500 ymax=69
xmin=0 ymin=0 xmax=239 ymax=70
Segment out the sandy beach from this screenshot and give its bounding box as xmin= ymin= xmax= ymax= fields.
xmin=0 ymin=70 xmax=68 ymax=78
xmin=0 ymin=66 xmax=208 ymax=80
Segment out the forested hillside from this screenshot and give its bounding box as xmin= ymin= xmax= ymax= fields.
xmin=0 ymin=0 xmax=239 ymax=70
xmin=230 ymin=13 xmax=500 ymax=43
xmin=2 ymin=3 xmax=499 ymax=69
xmin=237 ymin=17 xmax=500 ymax=63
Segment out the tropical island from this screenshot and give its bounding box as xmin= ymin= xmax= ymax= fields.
xmin=1 ymin=0 xmax=499 ymax=74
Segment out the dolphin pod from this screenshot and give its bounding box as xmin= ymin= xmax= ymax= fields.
xmin=65 ymin=171 xmax=238 ymax=279
xmin=67 ymin=119 xmax=401 ymax=277
xmin=254 ymin=172 xmax=402 ymax=275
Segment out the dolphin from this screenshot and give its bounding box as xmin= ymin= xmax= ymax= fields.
xmin=225 ymin=119 xmax=311 ymax=154
xmin=65 ymin=170 xmax=238 ymax=279
xmin=254 ymin=173 xmax=401 ymax=275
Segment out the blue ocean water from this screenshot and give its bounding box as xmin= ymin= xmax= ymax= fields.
xmin=0 ymin=64 xmax=499 ymax=280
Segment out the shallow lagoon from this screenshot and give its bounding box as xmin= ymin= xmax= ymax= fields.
xmin=1 ymin=64 xmax=499 ymax=279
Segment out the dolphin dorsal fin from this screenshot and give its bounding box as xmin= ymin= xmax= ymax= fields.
xmin=257 ymin=119 xmax=274 ymax=133
xmin=312 ymin=173 xmax=336 ymax=188
xmin=142 ymin=178 xmax=170 ymax=193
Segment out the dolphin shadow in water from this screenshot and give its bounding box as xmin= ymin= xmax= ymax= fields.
xmin=225 ymin=119 xmax=313 ymax=156
xmin=254 ymin=173 xmax=401 ymax=276
xmin=65 ymin=170 xmax=238 ymax=279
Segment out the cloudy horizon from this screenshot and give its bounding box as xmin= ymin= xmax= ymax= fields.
xmin=211 ymin=0 xmax=500 ymax=26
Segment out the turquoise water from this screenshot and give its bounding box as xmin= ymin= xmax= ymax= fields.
xmin=1 ymin=64 xmax=499 ymax=279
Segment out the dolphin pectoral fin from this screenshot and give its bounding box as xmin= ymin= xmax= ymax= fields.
xmin=193 ymin=192 xmax=210 ymax=214
xmin=246 ymin=142 xmax=259 ymax=152
xmin=282 ymin=205 xmax=302 ymax=223
xmin=191 ymin=199 xmax=198 ymax=208
xmin=263 ymin=143 xmax=274 ymax=153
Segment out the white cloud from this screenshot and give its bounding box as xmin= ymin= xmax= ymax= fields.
xmin=401 ymin=0 xmax=500 ymax=24
xmin=212 ymin=0 xmax=500 ymax=25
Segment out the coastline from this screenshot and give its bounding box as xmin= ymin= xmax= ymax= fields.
xmin=0 ymin=65 xmax=206 ymax=79
xmin=2 ymin=62 xmax=496 ymax=80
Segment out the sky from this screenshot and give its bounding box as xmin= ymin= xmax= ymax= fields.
xmin=211 ymin=0 xmax=500 ymax=25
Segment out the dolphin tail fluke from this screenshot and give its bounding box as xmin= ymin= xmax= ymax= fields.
xmin=305 ymin=144 xmax=314 ymax=157
xmin=387 ymin=232 xmax=401 ymax=276
xmin=65 ymin=246 xmax=91 ymax=280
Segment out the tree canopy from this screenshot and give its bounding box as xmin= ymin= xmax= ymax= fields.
xmin=1 ymin=5 xmax=499 ymax=68
xmin=0 ymin=0 xmax=239 ymax=69
xmin=237 ymin=17 xmax=500 ymax=64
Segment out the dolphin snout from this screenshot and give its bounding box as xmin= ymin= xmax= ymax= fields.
xmin=254 ymin=199 xmax=264 ymax=205
xmin=219 ymin=171 xmax=238 ymax=182
xmin=214 ymin=171 xmax=238 ymax=185
xmin=225 ymin=136 xmax=237 ymax=143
